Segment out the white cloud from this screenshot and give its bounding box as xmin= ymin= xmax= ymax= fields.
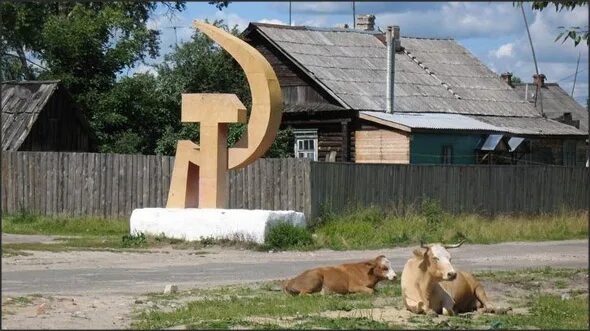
xmin=290 ymin=2 xmax=351 ymax=14
xmin=133 ymin=63 xmax=158 ymax=76
xmin=213 ymin=11 xmax=249 ymax=32
xmin=493 ymin=43 xmax=514 ymax=58
xmin=257 ymin=18 xmax=287 ymax=25
xmin=375 ymin=2 xmax=523 ymax=38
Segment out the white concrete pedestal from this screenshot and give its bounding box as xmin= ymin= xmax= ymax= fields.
xmin=129 ymin=208 xmax=306 ymax=244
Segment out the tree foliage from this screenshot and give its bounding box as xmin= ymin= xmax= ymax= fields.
xmin=517 ymin=1 xmax=589 ymax=46
xmin=1 ymin=2 xmax=293 ymax=157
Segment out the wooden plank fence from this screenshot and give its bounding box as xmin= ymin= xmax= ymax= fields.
xmin=1 ymin=152 xmax=311 ymax=218
xmin=310 ymin=162 xmax=589 ymax=219
xmin=1 ymin=151 xmax=588 ymax=220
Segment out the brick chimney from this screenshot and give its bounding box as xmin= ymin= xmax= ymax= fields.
xmin=356 ymin=14 xmax=375 ymax=31
xmin=533 ymin=73 xmax=546 ymax=87
xmin=500 ymin=72 xmax=513 ymax=87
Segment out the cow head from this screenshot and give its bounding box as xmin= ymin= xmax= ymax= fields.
xmin=368 ymin=255 xmax=397 ymax=281
xmin=413 ymin=240 xmax=464 ymax=281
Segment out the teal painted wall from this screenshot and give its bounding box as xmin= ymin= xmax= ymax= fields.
xmin=410 ymin=133 xmax=485 ymax=164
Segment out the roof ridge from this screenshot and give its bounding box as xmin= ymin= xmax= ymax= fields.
xmin=402 ymin=49 xmax=462 ymax=100
xmin=400 ymin=35 xmax=454 ymax=40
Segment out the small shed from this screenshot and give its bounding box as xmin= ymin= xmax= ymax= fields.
xmin=1 ymin=80 xmax=97 ymax=151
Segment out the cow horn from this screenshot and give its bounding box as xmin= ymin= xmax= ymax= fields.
xmin=444 ymin=240 xmax=465 ymax=249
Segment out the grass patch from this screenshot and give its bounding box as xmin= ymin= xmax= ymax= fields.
xmin=2 ymin=204 xmax=587 ymax=253
xmin=2 ymin=212 xmax=128 ymax=237
xmin=441 ymin=294 xmax=589 ymax=330
xmin=312 ymin=202 xmax=588 ymax=250
xmin=263 ymin=222 xmax=315 ymax=251
xmin=132 ymin=282 xmax=401 ymax=329
xmin=132 ymin=268 xmax=588 ymax=330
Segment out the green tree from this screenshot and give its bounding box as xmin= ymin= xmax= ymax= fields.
xmin=517 ymin=1 xmax=589 ymax=46
xmin=511 ymin=75 xmax=523 ymax=84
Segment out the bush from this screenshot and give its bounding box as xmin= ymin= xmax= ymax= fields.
xmin=121 ymin=232 xmax=147 ymax=247
xmin=264 ymin=222 xmax=314 ymax=251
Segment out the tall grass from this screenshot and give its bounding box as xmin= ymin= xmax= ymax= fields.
xmin=2 ymin=211 xmax=128 ymax=236
xmin=312 ymin=201 xmax=588 ymax=250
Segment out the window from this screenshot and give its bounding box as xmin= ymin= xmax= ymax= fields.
xmin=441 ymin=145 xmax=453 ymax=164
xmin=294 ymin=129 xmax=318 ymax=161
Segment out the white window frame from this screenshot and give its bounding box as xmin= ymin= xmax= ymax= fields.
xmin=294 ymin=129 xmax=318 ymax=161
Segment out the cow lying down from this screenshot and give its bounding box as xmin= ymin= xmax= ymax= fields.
xmin=401 ymin=241 xmax=511 ymax=316
xmin=283 ymin=255 xmax=397 ymax=295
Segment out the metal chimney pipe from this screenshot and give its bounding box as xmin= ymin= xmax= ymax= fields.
xmin=386 ymin=26 xmax=398 ymax=114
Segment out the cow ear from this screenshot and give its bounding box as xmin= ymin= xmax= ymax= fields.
xmin=413 ymin=248 xmax=427 ymax=259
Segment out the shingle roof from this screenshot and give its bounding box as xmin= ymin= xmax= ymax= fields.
xmin=248 ymin=23 xmax=586 ymax=136
xmin=512 ymin=83 xmax=588 ymax=132
xmin=1 ymin=81 xmax=60 ymax=150
xmin=284 ymin=103 xmax=346 ymax=113
xmin=251 ymin=23 xmax=538 ymax=116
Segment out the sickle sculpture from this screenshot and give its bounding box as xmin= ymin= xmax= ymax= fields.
xmin=195 ymin=21 xmax=283 ymax=169
xmin=166 ymin=22 xmax=283 ymax=209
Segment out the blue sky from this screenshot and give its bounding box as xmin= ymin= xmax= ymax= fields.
xmin=139 ymin=1 xmax=589 ymax=105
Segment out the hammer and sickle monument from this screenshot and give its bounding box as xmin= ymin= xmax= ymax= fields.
xmin=130 ymin=22 xmax=305 ymax=243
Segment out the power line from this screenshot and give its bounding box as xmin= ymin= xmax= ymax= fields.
xmin=556 ymin=67 xmax=587 ymax=83
xmin=571 ymin=52 xmax=581 ymax=97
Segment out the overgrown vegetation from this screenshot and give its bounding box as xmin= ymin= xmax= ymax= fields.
xmin=263 ymin=222 xmax=315 ymax=251
xmin=2 ymin=203 xmax=587 ymax=254
xmin=311 ymin=201 xmax=588 ymax=250
xmin=131 ymin=268 xmax=588 ymax=329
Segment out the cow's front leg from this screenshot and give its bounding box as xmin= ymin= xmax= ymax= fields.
xmin=349 ymin=285 xmax=374 ymax=294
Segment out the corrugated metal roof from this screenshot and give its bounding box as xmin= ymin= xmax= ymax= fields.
xmin=360 ymin=111 xmax=504 ymax=132
xmin=471 ymin=115 xmax=586 ymax=136
xmin=513 ymin=83 xmax=588 ymax=132
xmin=360 ymin=111 xmax=586 ymax=136
xmin=1 ymin=81 xmax=60 ymax=150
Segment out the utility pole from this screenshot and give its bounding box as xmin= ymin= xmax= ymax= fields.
xmin=289 ymin=1 xmax=292 ymax=26
xmin=571 ymin=52 xmax=580 ymax=97
xmin=521 ymin=4 xmax=544 ymax=117
xmin=165 ymin=26 xmax=183 ymax=48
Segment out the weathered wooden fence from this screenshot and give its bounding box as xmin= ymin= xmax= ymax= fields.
xmin=310 ymin=162 xmax=589 ymax=217
xmin=0 ymin=152 xmax=311 ymax=218
xmin=1 ymin=151 xmax=588 ymax=220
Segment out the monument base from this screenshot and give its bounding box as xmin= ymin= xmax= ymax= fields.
xmin=129 ymin=208 xmax=306 ymax=244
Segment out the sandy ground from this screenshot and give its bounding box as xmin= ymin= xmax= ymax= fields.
xmin=1 ymin=238 xmax=588 ymax=329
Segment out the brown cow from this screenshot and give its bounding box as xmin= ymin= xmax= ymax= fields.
xmin=401 ymin=241 xmax=510 ymax=316
xmin=283 ymin=255 xmax=397 ymax=295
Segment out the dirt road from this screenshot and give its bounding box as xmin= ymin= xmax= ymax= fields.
xmin=1 ymin=239 xmax=588 ymax=329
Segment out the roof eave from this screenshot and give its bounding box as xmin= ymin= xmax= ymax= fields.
xmin=358 ymin=112 xmax=412 ymax=132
